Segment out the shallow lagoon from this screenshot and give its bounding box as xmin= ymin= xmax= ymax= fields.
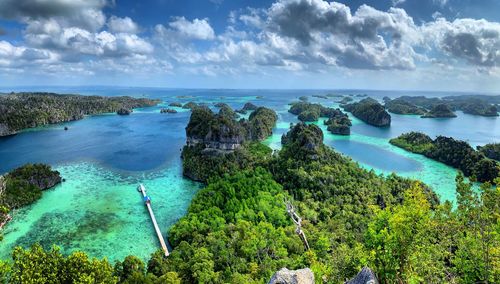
xmin=0 ymin=88 xmax=498 ymax=261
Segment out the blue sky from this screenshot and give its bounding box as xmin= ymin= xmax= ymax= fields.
xmin=1 ymin=0 xmax=500 ymax=92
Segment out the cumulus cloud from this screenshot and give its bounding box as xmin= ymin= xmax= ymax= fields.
xmin=107 ymin=16 xmax=139 ymax=34
xmin=423 ymin=18 xmax=500 ymax=67
xmin=168 ymin=17 xmax=215 ymax=40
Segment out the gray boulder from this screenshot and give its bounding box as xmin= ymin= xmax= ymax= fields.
xmin=268 ymin=268 xmax=314 ymax=284
xmin=345 ymin=267 xmax=378 ymax=284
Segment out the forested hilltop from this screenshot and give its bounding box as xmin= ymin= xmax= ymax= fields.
xmin=390 ymin=132 xmax=500 ymax=183
xmin=0 ymin=92 xmax=160 ymax=136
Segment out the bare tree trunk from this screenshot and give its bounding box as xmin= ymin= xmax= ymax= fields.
xmin=285 ymin=199 xmax=310 ymax=251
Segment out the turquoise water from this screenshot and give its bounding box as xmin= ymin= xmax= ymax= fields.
xmin=0 ymin=88 xmax=498 ymax=261
xmin=0 ymin=161 xmax=199 ymax=262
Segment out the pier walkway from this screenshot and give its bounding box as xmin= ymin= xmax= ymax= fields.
xmin=137 ymin=184 xmax=169 ymax=257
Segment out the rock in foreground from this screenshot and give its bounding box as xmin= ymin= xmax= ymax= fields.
xmin=345 ymin=267 xmax=378 ymax=284
xmin=268 ymin=268 xmax=314 ymax=284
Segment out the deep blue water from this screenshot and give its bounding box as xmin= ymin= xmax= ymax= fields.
xmin=0 ymin=87 xmax=499 ymax=176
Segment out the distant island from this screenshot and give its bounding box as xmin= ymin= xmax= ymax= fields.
xmin=390 ymin=132 xmax=499 ymax=182
xmin=477 ymin=143 xmax=500 ymax=161
xmin=288 ymin=102 xmax=352 ymax=134
xmin=421 ymin=104 xmax=457 ymax=118
xmin=0 ymin=92 xmax=160 ymax=136
xmin=384 ymin=95 xmax=498 ymax=117
xmin=343 ymin=98 xmax=391 ymax=127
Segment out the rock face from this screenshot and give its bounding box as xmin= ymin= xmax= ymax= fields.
xmin=345 ymin=267 xmax=378 ymax=284
xmin=182 ymin=105 xmax=277 ymax=182
xmin=268 ymin=268 xmax=314 ymax=284
xmin=343 ymin=98 xmax=391 ymax=127
xmin=117 ymin=108 xmax=132 ymax=115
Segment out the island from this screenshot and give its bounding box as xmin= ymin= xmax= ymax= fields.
xmin=385 ymin=98 xmax=426 ymax=115
xmin=181 ymin=105 xmax=277 ymax=182
xmin=390 ymin=132 xmax=499 ymax=182
xmin=0 ymin=92 xmax=160 ymax=136
xmin=324 ymin=114 xmax=351 ymax=135
xmin=168 ymin=102 xmax=182 ymax=107
xmin=182 ymin=102 xmax=198 ymax=109
xmin=160 ymin=108 xmax=177 ymax=114
xmin=477 ymin=143 xmax=500 ymax=161
xmin=0 ymin=164 xmax=61 ymax=232
xmin=421 ymin=104 xmax=457 ymax=118
xmin=342 ymin=98 xmax=391 ymax=126
xmin=387 ymin=95 xmax=498 ymax=117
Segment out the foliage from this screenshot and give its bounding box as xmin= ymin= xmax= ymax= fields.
xmin=342 ymin=98 xmax=391 ymax=127
xmin=385 ymin=99 xmax=426 ymax=115
xmin=0 ymin=164 xmax=61 ymax=209
xmin=422 ymin=103 xmax=457 ymax=118
xmin=0 ymin=92 xmax=160 ymax=135
xmin=478 ymin=143 xmax=500 ymax=161
xmin=2 ymin=244 xmax=117 ymax=283
xmin=391 ymin=132 xmax=500 ymax=183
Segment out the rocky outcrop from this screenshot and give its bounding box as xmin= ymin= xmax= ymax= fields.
xmin=345 ymin=267 xmax=378 ymax=284
xmin=268 ymin=268 xmax=314 ymax=284
xmin=160 ymin=108 xmax=177 ymax=114
xmin=182 ymin=106 xmax=277 ymax=182
xmin=421 ymin=104 xmax=457 ymax=118
xmin=324 ymin=109 xmax=351 ymax=135
xmin=343 ymin=98 xmax=391 ymax=127
xmin=242 ymin=102 xmax=258 ymax=111
xmin=168 ymin=102 xmax=182 ymax=107
xmin=182 ymin=102 xmax=198 ymax=109
xmin=117 ymin=108 xmax=132 ymax=115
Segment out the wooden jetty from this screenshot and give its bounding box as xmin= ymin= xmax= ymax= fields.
xmin=137 ymin=184 xmax=169 ymax=257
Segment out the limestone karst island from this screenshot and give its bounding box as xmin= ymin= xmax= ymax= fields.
xmin=0 ymin=0 xmax=499 ymax=283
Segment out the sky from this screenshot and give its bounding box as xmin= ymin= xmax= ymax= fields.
xmin=1 ymin=0 xmax=500 ymax=92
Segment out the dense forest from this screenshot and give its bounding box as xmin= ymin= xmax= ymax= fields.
xmin=390 ymin=132 xmax=500 ymax=182
xmin=421 ymin=104 xmax=457 ymax=118
xmin=342 ymin=98 xmax=391 ymax=127
xmin=0 ymin=92 xmax=160 ymax=136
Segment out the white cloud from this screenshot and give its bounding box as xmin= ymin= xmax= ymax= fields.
xmin=168 ymin=17 xmax=215 ymax=40
xmin=108 ymin=16 xmax=139 ymax=34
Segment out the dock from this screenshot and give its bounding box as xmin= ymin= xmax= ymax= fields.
xmin=137 ymin=184 xmax=169 ymax=257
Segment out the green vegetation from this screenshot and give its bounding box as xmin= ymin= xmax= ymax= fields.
xmin=288 ymin=102 xmax=352 ymax=131
xmin=0 ymin=92 xmax=160 ymax=136
xmin=0 ymin=164 xmax=61 ymax=210
xmin=182 ymin=106 xmax=277 ymax=182
xmin=323 ymin=110 xmax=351 ymax=135
xmin=478 ymin=143 xmax=500 ymax=161
xmin=343 ymin=98 xmax=391 ymax=127
xmin=385 ymin=99 xmax=426 ymax=115
xmin=387 ymin=95 xmax=498 ymax=117
xmin=391 ymin=132 xmax=500 ymax=183
xmin=422 ymin=104 xmax=457 ymax=118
